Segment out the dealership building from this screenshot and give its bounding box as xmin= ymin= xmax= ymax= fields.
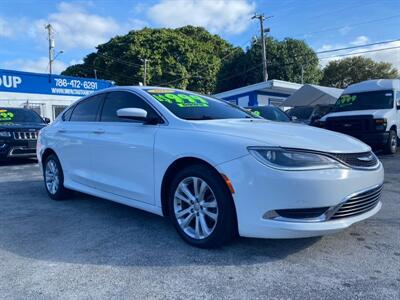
xmin=0 ymin=69 xmax=113 ymax=121
xmin=214 ymin=79 xmax=302 ymax=107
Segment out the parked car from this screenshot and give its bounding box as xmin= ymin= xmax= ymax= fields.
xmin=0 ymin=107 xmax=49 ymax=160
xmin=38 ymin=87 xmax=384 ymax=248
xmin=319 ymin=79 xmax=400 ymax=154
xmin=245 ymin=106 xmax=291 ymax=122
xmin=286 ymin=104 xmax=333 ymax=125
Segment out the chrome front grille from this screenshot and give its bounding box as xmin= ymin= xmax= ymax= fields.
xmin=13 ymin=131 xmax=38 ymax=140
xmin=329 ymin=151 xmax=379 ymax=169
xmin=331 ymin=185 xmax=382 ymax=219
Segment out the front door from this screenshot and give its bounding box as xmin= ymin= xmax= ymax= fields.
xmin=88 ymin=91 xmax=161 ymax=205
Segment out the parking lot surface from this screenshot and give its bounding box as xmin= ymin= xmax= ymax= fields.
xmin=0 ymin=155 xmax=399 ymax=299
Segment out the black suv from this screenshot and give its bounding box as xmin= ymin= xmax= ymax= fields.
xmin=0 ymin=107 xmax=49 ymax=160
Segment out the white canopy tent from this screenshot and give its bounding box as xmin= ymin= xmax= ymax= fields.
xmin=282 ymin=84 xmax=343 ymax=107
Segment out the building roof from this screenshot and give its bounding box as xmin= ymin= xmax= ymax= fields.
xmin=343 ymin=79 xmax=400 ymax=94
xmin=213 ymin=80 xmax=302 ymax=98
xmin=282 ymin=84 xmax=343 ymax=107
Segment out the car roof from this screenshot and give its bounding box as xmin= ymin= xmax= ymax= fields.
xmin=344 ymin=79 xmax=400 ymax=94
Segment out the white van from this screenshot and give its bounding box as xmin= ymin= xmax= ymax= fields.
xmin=320 ymin=79 xmax=400 ymax=154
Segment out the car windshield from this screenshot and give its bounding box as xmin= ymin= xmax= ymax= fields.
xmin=286 ymin=106 xmax=314 ymax=120
xmin=144 ymin=89 xmax=254 ymax=120
xmin=333 ymin=90 xmax=394 ymax=112
xmin=0 ymin=108 xmax=44 ymax=123
xmin=246 ymin=106 xmax=290 ymax=122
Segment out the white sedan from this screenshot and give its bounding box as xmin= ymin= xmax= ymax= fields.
xmin=37 ymin=87 xmax=384 ymax=248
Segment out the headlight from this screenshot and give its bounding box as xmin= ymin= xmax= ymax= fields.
xmin=374 ymin=118 xmax=387 ymax=131
xmin=0 ymin=131 xmax=11 ymax=137
xmin=248 ymin=147 xmax=343 ymax=170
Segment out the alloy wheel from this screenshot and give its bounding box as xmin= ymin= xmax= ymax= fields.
xmin=173 ymin=177 xmax=218 ymax=240
xmin=391 ymin=134 xmax=397 ymax=153
xmin=45 ymin=159 xmax=60 ymax=195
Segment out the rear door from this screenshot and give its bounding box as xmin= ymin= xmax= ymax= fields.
xmin=88 ymin=91 xmax=161 ymax=204
xmin=55 ymin=94 xmax=103 ymax=186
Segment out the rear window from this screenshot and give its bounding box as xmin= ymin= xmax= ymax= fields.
xmin=70 ymin=94 xmax=103 ymax=122
xmin=0 ymin=108 xmax=44 ymax=123
xmin=286 ymin=106 xmax=314 ymax=120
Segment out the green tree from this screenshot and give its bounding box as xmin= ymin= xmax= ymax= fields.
xmin=321 ymin=56 xmax=399 ymax=88
xmin=215 ymin=37 xmax=322 ymax=93
xmin=62 ymin=26 xmax=235 ymax=94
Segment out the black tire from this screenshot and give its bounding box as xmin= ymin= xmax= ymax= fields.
xmin=43 ymin=154 xmax=69 ymax=200
xmin=384 ymin=130 xmax=397 ymax=154
xmin=168 ymin=164 xmax=236 ymax=248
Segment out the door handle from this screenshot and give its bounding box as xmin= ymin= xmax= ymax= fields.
xmin=93 ymin=129 xmax=105 ymax=134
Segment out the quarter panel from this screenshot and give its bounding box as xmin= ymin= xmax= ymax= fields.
xmin=153 ymin=127 xmax=252 ymax=207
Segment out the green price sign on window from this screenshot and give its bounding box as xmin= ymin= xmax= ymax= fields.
xmin=0 ymin=109 xmax=14 ymax=121
xmin=147 ymin=90 xmax=209 ymax=108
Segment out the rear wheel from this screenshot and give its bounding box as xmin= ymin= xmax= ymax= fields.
xmin=168 ymin=164 xmax=236 ymax=248
xmin=384 ymin=130 xmax=397 ymax=154
xmin=44 ymin=154 xmax=69 ymax=200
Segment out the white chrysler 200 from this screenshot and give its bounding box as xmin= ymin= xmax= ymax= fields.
xmin=37 ymin=87 xmax=384 ymax=248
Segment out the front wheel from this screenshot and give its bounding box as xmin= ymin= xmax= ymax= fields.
xmin=168 ymin=165 xmax=236 ymax=248
xmin=384 ymin=130 xmax=397 ymax=154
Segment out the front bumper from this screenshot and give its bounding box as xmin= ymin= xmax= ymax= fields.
xmin=216 ymin=154 xmax=384 ymax=239
xmin=0 ymin=140 xmax=37 ymax=159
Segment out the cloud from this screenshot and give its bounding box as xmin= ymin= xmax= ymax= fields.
xmin=31 ymin=2 xmax=123 ymax=50
xmin=1 ymin=57 xmax=68 ymax=74
xmin=318 ymin=37 xmax=400 ymax=70
xmin=338 ymin=25 xmax=351 ymax=36
xmin=0 ymin=17 xmax=13 ymax=37
xmin=350 ymin=35 xmax=369 ymax=46
xmin=147 ymin=0 xmax=255 ymax=34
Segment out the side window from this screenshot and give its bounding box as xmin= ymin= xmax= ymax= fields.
xmin=100 ymin=91 xmax=159 ymax=122
xmin=62 ymin=106 xmax=74 ymax=121
xmin=70 ymin=94 xmax=103 ymax=122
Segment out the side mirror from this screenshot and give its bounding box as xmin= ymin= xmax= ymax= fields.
xmin=291 ymin=116 xmax=298 ymax=122
xmin=44 ymin=117 xmax=51 ymax=124
xmin=117 ymin=108 xmax=148 ymax=122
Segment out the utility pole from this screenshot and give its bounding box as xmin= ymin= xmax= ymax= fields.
xmin=252 ymin=13 xmax=270 ymax=82
xmin=45 ymin=24 xmax=55 ymax=77
xmin=301 ymin=65 xmax=304 ymax=84
xmin=141 ymin=58 xmax=150 ymax=86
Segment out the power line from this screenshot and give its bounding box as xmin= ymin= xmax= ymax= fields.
xmin=319 ymin=45 xmax=400 ymax=60
xmin=293 ymin=14 xmax=400 ymax=38
xmin=316 ymin=39 xmax=400 ymax=54
xmin=217 ymin=45 xmax=400 ymax=84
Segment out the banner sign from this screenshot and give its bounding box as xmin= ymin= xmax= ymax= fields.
xmin=0 ymin=69 xmax=113 ymax=97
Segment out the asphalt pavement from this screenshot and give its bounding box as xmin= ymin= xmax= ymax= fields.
xmin=0 ymin=155 xmax=399 ymax=299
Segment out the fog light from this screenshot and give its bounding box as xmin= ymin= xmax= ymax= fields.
xmin=263 ymin=210 xmax=279 ymax=219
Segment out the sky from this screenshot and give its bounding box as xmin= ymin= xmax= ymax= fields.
xmin=0 ymin=0 xmax=399 ymax=75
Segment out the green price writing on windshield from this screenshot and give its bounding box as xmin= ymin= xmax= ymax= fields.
xmin=152 ymin=93 xmax=209 ymax=108
xmin=337 ymin=95 xmax=357 ymax=107
xmin=0 ymin=110 xmax=14 ymax=121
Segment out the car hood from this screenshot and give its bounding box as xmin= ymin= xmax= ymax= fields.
xmin=190 ymin=119 xmax=370 ymax=153
xmin=321 ymin=109 xmax=392 ymax=120
xmin=0 ymin=122 xmax=46 ymax=130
